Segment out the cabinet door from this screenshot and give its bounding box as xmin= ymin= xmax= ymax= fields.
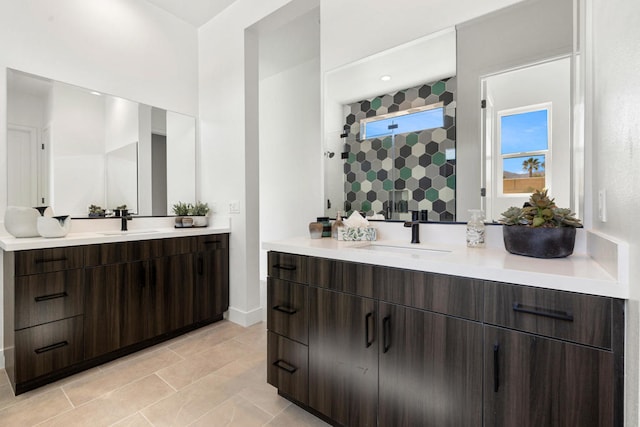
xmin=194 ymin=248 xmax=229 ymax=323
xmin=378 ymin=302 xmax=483 ymax=426
xmin=484 ymin=326 xmax=614 ymax=427
xmin=84 ymin=261 xmax=148 ymax=359
xmin=148 ymin=253 xmax=195 ymax=336
xmin=309 ymin=287 xmax=377 ymax=427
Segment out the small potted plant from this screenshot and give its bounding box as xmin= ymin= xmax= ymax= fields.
xmin=189 ymin=201 xmax=210 ymax=227
xmin=499 ymin=189 xmax=582 ymax=258
xmin=172 ymin=201 xmax=191 ymax=227
xmin=114 ymin=204 xmax=128 ymax=217
xmin=88 ymin=204 xmax=105 ymax=218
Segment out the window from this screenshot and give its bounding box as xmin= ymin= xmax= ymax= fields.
xmin=498 ymin=106 xmax=550 ymax=195
xmin=361 ymin=102 xmax=444 ymax=139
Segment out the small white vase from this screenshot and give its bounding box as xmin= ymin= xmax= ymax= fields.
xmin=4 ymin=206 xmax=40 ymax=237
xmin=37 ymin=215 xmax=71 ymax=238
xmin=192 ymin=216 xmax=209 ymax=227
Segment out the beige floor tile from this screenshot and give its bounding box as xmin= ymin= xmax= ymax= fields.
xmin=168 ymin=321 xmax=247 ymax=358
xmin=189 ymin=395 xmax=274 ymax=427
xmin=111 ymin=412 xmax=154 ymax=426
xmin=266 ymin=403 xmax=331 ymax=427
xmin=39 ymin=374 xmax=173 ymax=427
xmin=231 ymin=323 xmax=267 ymax=352
xmin=238 ymin=382 xmax=291 ymax=417
xmin=0 ymin=388 xmax=72 ymax=426
xmin=63 ymin=348 xmax=183 ymax=406
xmin=0 ymin=369 xmax=9 ymax=386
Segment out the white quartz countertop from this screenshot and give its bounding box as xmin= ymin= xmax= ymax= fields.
xmin=0 ymin=225 xmax=230 ymax=252
xmin=263 ymin=236 xmax=627 ymax=299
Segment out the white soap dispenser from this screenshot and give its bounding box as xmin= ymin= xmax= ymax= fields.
xmin=466 ymin=209 xmax=486 ymax=248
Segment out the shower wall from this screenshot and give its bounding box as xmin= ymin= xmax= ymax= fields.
xmin=343 ymin=78 xmax=456 ymax=221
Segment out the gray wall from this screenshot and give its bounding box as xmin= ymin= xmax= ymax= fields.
xmin=456 ymin=0 xmax=573 ymax=219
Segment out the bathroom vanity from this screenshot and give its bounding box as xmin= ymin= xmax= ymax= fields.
xmin=1 ymin=228 xmax=229 ymax=394
xmin=265 ymin=238 xmax=625 ymax=427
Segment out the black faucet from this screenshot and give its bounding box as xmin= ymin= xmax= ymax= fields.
xmin=121 ymin=214 xmax=132 ymax=231
xmin=404 ymin=210 xmax=420 ymax=244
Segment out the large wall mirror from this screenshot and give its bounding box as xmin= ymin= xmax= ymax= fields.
xmin=7 ymin=69 xmax=196 ymax=218
xmin=323 ymin=0 xmax=581 ymax=223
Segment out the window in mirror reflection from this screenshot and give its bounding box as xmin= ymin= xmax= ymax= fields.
xmin=498 ymin=106 xmax=549 ymax=195
xmin=361 ymin=103 xmax=445 ymax=139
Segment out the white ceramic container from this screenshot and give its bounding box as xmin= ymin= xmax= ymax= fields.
xmin=37 ymin=215 xmax=71 ymax=238
xmin=4 ymin=206 xmax=40 ymax=237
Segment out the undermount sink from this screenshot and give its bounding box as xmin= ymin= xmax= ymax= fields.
xmin=356 ymin=243 xmax=452 ymax=257
xmin=99 ymin=229 xmax=158 ymax=236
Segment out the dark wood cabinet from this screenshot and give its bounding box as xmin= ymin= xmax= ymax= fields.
xmin=309 ymin=286 xmax=378 ymax=427
xmin=267 ymin=252 xmax=624 ymax=427
xmin=3 ymin=233 xmax=229 ymax=395
xmin=378 ymin=302 xmax=483 ymax=426
xmin=84 ymin=261 xmax=149 ymax=359
xmin=484 ymin=326 xmax=615 ymax=427
xmin=194 ymin=234 xmax=229 ymax=323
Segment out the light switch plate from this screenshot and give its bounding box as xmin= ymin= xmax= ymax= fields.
xmin=229 ymin=200 xmax=240 ymax=214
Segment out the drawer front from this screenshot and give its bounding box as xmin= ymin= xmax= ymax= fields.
xmin=15 ymin=270 xmax=84 ymax=330
xmin=374 ymin=266 xmax=483 ymax=321
xmin=267 ymin=331 xmax=308 ymax=405
xmin=15 ymin=247 xmax=84 ymax=276
xmin=268 ymin=252 xmax=308 ymax=284
xmin=196 ymin=233 xmax=229 ymax=251
xmin=308 ymin=257 xmax=374 ymax=298
xmin=484 ymin=281 xmax=612 ymax=349
xmin=267 ymin=278 xmax=308 ymax=344
xmin=15 ymin=316 xmax=84 ymax=384
xmin=84 ymin=240 xmax=163 ymax=266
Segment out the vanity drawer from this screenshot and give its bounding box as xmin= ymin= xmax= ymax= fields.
xmin=268 ymin=252 xmax=308 ymax=284
xmin=267 ymin=331 xmax=308 ymax=405
xmin=196 ymin=234 xmax=229 ymax=251
xmin=268 ymin=278 xmax=308 ymax=344
xmin=308 ymin=257 xmax=374 ymax=298
xmin=374 ymin=267 xmax=483 ymax=321
xmin=15 ymin=247 xmax=84 ymax=276
xmin=84 ymin=240 xmax=163 ymax=266
xmin=15 ymin=316 xmax=84 ymax=384
xmin=484 ymin=281 xmax=612 ymax=349
xmin=15 ymin=269 xmax=84 ymax=330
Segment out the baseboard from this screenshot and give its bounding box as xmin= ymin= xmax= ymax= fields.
xmin=226 ymin=305 xmax=264 ymax=327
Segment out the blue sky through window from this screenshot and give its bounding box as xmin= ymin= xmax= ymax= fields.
xmin=500 ymin=109 xmax=548 ymax=155
xmin=503 ymin=155 xmax=546 ymax=174
xmin=364 ymin=107 xmax=444 ymax=139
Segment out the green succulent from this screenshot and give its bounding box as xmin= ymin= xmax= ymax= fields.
xmin=172 ymin=201 xmax=192 ymax=216
xmin=189 ymin=201 xmax=210 ymax=216
xmin=500 ymin=189 xmax=582 ymax=228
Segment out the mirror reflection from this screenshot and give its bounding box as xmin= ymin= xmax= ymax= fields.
xmin=6 ymin=69 xmax=196 ymax=218
xmin=323 ymin=0 xmax=579 ymax=223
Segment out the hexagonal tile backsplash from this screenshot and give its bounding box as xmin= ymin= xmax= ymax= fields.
xmin=343 ymin=78 xmax=456 ymax=221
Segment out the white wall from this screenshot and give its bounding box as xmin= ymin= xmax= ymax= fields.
xmin=0 ymin=0 xmax=198 ymax=368
xmin=588 ymin=0 xmax=640 ymax=424
xmin=259 ymin=7 xmax=321 ymax=279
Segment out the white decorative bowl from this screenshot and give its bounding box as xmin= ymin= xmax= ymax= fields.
xmin=37 ymin=215 xmax=71 ymax=238
xmin=192 ymin=216 xmax=209 ymax=227
xmin=4 ymin=206 xmax=40 ymax=237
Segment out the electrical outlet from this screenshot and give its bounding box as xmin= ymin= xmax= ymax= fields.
xmin=229 ymin=200 xmax=240 ymax=214
xmin=598 ymin=189 xmax=607 ymax=222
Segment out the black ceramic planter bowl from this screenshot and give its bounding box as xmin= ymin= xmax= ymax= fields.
xmin=502 ymin=226 xmax=577 ymax=258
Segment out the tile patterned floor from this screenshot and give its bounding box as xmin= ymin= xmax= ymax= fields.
xmin=0 ymin=321 xmax=330 ymax=427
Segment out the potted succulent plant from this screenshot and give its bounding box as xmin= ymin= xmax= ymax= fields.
xmin=172 ymin=201 xmax=191 ymax=227
xmin=88 ymin=204 xmax=105 ymax=218
xmin=189 ymin=201 xmax=210 ymax=227
xmin=499 ymin=189 xmax=582 ymax=258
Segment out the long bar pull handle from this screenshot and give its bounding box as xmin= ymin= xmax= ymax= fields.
xmin=512 ymin=302 xmax=574 ymax=321
xmin=34 ymin=292 xmax=68 ymax=302
xmin=383 ymin=316 xmax=391 ymax=353
xmin=493 ymin=343 xmax=500 ymax=392
xmin=272 ymin=264 xmax=296 ymax=271
xmin=35 ymin=257 xmax=67 ymax=264
xmin=273 ymin=305 xmax=297 ymax=315
xmin=273 ymin=359 xmax=297 ymax=374
xmin=35 ymin=341 xmax=69 ymax=354
xmin=365 ymin=312 xmax=374 ymax=348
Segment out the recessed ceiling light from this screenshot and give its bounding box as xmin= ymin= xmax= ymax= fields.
xmin=90 ymin=91 xmax=102 ymax=96
xmin=380 ymin=75 xmax=392 ymax=81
